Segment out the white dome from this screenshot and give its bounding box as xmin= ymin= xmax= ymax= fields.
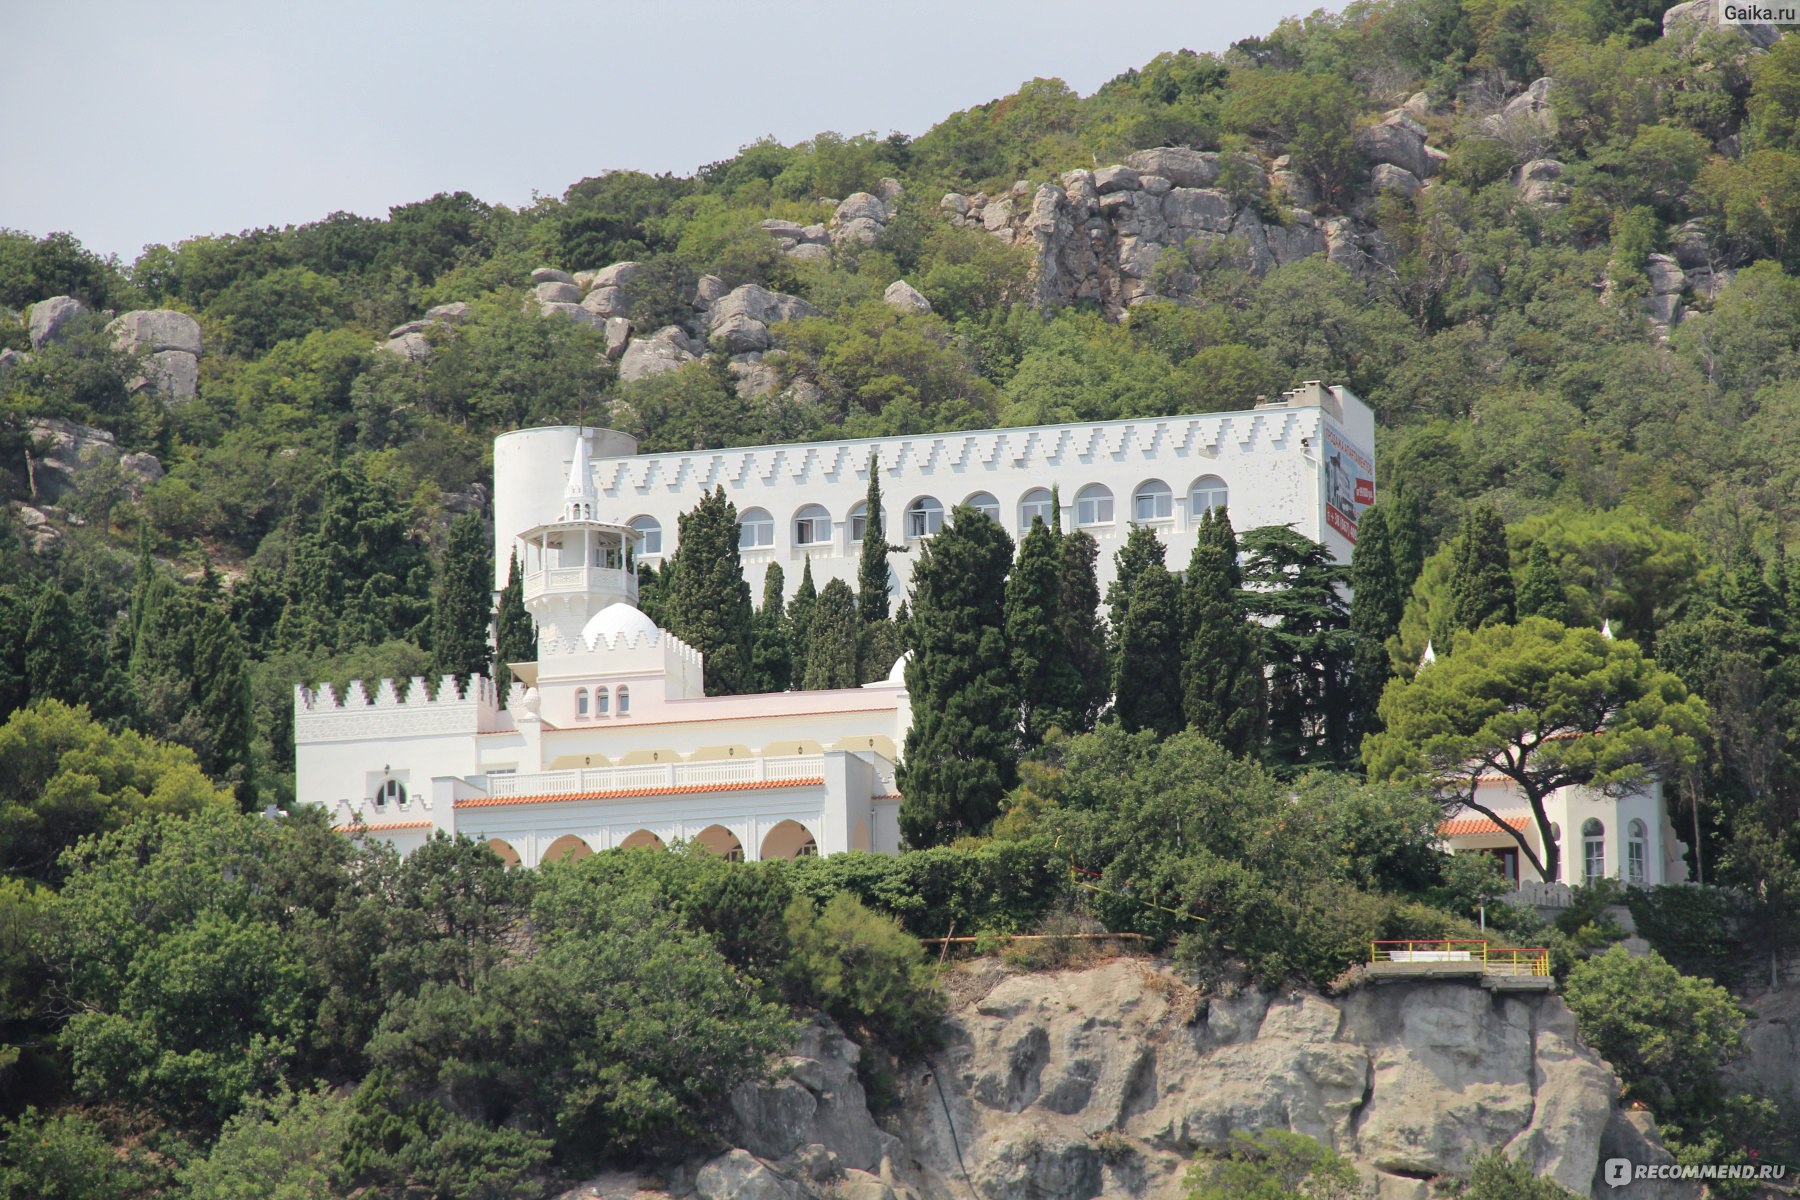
xmin=582 ymin=602 xmax=661 ymax=647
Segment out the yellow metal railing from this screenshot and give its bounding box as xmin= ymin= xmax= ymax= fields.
xmin=1368 ymin=940 xmax=1550 ymax=977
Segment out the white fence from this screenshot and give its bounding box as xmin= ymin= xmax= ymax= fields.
xmin=485 ymin=754 xmax=824 ymax=799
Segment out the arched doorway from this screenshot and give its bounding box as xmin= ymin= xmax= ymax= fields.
xmin=618 ymin=829 xmax=665 ymax=851
xmin=486 ymin=838 xmax=522 ymax=868
xmin=542 ymin=834 xmax=593 ymax=865
xmin=695 ymin=824 xmax=745 ymax=862
xmin=761 ymin=820 xmax=818 ymax=861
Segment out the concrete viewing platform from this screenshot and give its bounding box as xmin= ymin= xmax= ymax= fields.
xmin=1367 ymin=941 xmax=1554 ymax=991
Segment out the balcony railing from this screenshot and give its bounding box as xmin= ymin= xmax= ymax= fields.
xmin=523 ymin=565 xmax=638 ymax=603
xmin=485 ymin=754 xmax=825 ymax=799
xmin=1369 ymin=939 xmax=1550 ymax=978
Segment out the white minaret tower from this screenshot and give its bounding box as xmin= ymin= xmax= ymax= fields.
xmin=513 ymin=429 xmax=641 ymax=656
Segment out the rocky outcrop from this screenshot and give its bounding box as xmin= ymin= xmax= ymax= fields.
xmin=27 ymin=296 xmax=88 ymax=348
xmin=618 ymin=325 xmax=701 ymax=383
xmin=763 ymin=220 xmax=832 ymax=261
xmin=1514 ymin=159 xmax=1570 ymax=207
xmin=108 ymin=309 xmax=202 ymax=401
xmin=705 ymin=284 xmax=818 ymax=355
xmin=1663 ymin=0 xmax=1782 ymax=50
xmin=882 ymin=280 xmax=932 ymax=316
xmin=830 ymin=191 xmax=890 ymax=248
xmin=1355 ymin=110 xmax=1448 ymax=182
xmin=24 ymin=417 xmax=164 ymax=503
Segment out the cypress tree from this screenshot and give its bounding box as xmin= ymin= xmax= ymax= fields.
xmin=802 ymin=578 xmax=861 ymax=690
xmin=1106 ymin=523 xmax=1166 ymax=668
xmin=24 ymin=584 xmax=123 ymax=720
xmin=899 ymin=506 xmax=1017 ymax=848
xmin=1006 ymin=516 xmax=1074 ymax=748
xmin=1386 ymin=484 xmax=1428 ymax=592
xmin=1515 ymin=541 xmax=1570 ymax=623
xmin=494 ymin=549 xmax=535 ymax=695
xmin=1348 ymin=504 xmax=1405 ymax=741
xmin=1241 ymin=527 xmax=1354 ymax=772
xmin=430 ymin=513 xmax=494 ymax=688
xmin=752 ymin=563 xmax=793 ymax=692
xmin=1448 ymin=504 xmax=1515 ymax=635
xmin=1180 ymin=508 xmax=1265 ymax=755
xmin=857 ymin=452 xmax=895 ymax=623
xmin=859 ymin=619 xmax=905 ymax=685
xmin=1050 ymin=528 xmax=1108 ymax=734
xmin=789 ymin=558 xmax=818 ymax=687
xmin=636 ymin=559 xmax=668 ymax=627
xmin=664 ymin=486 xmax=755 ymax=695
xmin=1114 ymin=561 xmax=1184 ymax=736
xmin=190 ymin=603 xmax=256 ymax=808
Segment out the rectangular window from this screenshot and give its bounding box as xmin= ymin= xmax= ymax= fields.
xmin=850 ymin=513 xmax=868 ymax=542
xmin=1134 ymin=492 xmax=1172 ymax=521
xmin=1627 ymin=841 xmax=1645 ymax=884
xmin=1584 ymin=839 xmax=1605 ymax=884
xmin=1076 ymin=494 xmax=1113 ymax=526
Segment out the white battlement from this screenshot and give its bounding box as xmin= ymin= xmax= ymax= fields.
xmin=295 ymin=673 xmax=506 ymax=744
xmin=296 ymin=674 xmax=500 ymax=712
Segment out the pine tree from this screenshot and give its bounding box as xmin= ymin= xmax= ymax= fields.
xmin=857 ymin=452 xmax=895 ymax=623
xmin=803 ymin=578 xmax=861 ymax=690
xmin=1447 ymin=504 xmax=1515 ymax=635
xmin=1106 ymin=523 xmax=1167 ymax=668
xmin=1114 ymin=560 xmax=1184 ymax=736
xmin=1180 ymin=508 xmax=1265 ymax=754
xmin=430 ymin=513 xmax=494 ymax=688
xmin=788 ymin=558 xmax=818 ymax=687
xmin=494 ymin=549 xmax=535 ymax=695
xmin=1241 ymin=527 xmax=1354 ymax=773
xmin=1050 ymin=528 xmax=1108 ymax=733
xmin=898 ymin=510 xmax=1017 ymax=848
xmin=1347 ymin=504 xmax=1405 ymax=742
xmin=1006 ymin=515 xmax=1075 ymax=748
xmin=751 ymin=563 xmax=793 ymax=692
xmin=664 ymin=487 xmax=755 ymax=695
xmin=1515 ymin=541 xmax=1571 ymax=623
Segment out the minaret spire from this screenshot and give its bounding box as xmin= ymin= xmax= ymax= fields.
xmin=564 ymin=428 xmax=596 ymax=521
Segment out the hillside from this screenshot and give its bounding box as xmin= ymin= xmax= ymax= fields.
xmin=5 ymin=0 xmax=1800 ymax=1195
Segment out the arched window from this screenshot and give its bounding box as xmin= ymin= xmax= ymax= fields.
xmin=1190 ymin=475 xmax=1228 ymax=520
xmin=595 ymin=686 xmax=611 ymax=716
xmin=1018 ymin=488 xmax=1054 ymax=531
xmin=616 ymin=685 xmax=631 ymax=715
xmin=575 ymin=688 xmax=590 ymax=718
xmin=905 ymin=497 xmax=944 ymax=539
xmin=374 ymin=778 xmax=406 ymax=807
xmin=738 ymin=507 xmax=774 ymax=550
xmin=629 ymin=515 xmax=662 ymax=555
xmin=794 ymin=504 xmax=832 ymax=546
xmin=964 ymin=492 xmax=1000 ymax=522
xmin=1627 ymin=818 xmax=1647 ymax=884
xmin=1074 ymin=484 xmax=1114 ymax=527
xmin=848 ymin=501 xmax=869 ymax=544
xmin=1133 ymin=479 xmax=1173 ymax=523
xmin=1582 ymin=818 xmax=1606 ymax=884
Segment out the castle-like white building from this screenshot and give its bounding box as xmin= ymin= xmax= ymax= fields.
xmin=296 ymin=383 xmax=1378 ymax=867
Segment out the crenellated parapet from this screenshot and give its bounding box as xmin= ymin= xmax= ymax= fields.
xmin=295 ymin=673 xmax=504 ymax=742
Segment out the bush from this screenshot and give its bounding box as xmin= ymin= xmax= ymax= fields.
xmin=179 ymin=1087 xmax=350 ymax=1200
xmin=1455 ymin=1148 xmax=1582 ymax=1198
xmin=0 ymin=1107 xmax=147 ymax=1200
xmin=1183 ymin=1128 xmax=1359 ymax=1200
xmin=1624 ymin=885 xmax=1739 ymax=985
xmin=785 ymin=892 xmax=944 ymax=1059
xmin=784 ymin=840 xmax=1063 ymax=938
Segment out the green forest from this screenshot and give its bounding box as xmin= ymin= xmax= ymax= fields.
xmin=6 ymin=0 xmax=1800 ymax=1194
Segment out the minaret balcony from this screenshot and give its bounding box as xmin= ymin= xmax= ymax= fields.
xmin=523 ymin=565 xmax=639 ymax=604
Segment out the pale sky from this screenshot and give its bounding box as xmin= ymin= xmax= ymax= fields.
xmin=1 ymin=1 xmax=1330 ymax=264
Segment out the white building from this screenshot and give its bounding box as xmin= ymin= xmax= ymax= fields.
xmin=1439 ymin=779 xmax=1689 ymax=890
xmin=297 ymin=383 xmax=1378 ymax=866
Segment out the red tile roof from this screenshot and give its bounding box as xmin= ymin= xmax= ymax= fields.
xmin=454 ymin=777 xmax=824 ymax=809
xmin=1440 ymin=814 xmax=1531 ymax=837
xmin=333 ymin=819 xmax=434 ymax=833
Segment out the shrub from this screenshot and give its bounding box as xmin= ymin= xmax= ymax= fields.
xmin=785 ymin=892 xmax=944 ymax=1059
xmin=1183 ymin=1128 xmax=1359 ymax=1200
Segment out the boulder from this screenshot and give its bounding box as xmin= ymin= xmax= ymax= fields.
xmin=833 ymin=217 xmax=883 ymax=247
xmin=1663 ymin=0 xmax=1781 ymax=48
xmin=882 ymin=280 xmax=932 ymax=316
xmin=1647 ymin=253 xmax=1685 ymax=295
xmin=387 ymin=320 xmax=434 ymax=339
xmin=1094 ymin=165 xmax=1141 ymax=193
xmin=940 ymin=193 xmax=970 ymax=217
xmin=120 ymin=451 xmax=165 ymax=486
xmin=571 ymin=270 xmax=600 ymax=289
xmin=107 ymin=309 xmax=202 ymax=356
xmin=875 ymin=177 xmax=904 ymax=208
xmin=729 ymin=353 xmax=781 ymax=399
xmin=137 ymin=350 xmax=199 ymax=401
xmin=27 ymin=296 xmax=87 ymax=348
xmin=981 ymin=198 xmax=1015 ymax=233
xmin=1124 ymin=147 xmax=1221 ymax=189
xmin=0 ymin=348 xmax=22 ymax=379
xmin=1355 ymin=117 xmax=1441 ymax=180
xmin=381 ymin=332 xmax=433 ymax=362
xmin=603 ymin=317 xmax=632 ymax=361
xmin=538 ymin=302 xmax=601 ymax=329
xmin=618 ymin=326 xmax=700 ymax=383
xmin=797 ymin=223 xmax=829 ymax=245
xmin=694 ymin=274 xmax=730 ymax=308
xmin=695 ymin=1150 xmax=799 ymax=1200
xmin=731 ymin=1018 xmax=896 ymax=1172
xmin=761 ymin=219 xmax=807 ymax=241
xmin=1140 ymin=174 xmax=1173 ymax=196
xmin=1271 ymin=157 xmax=1319 ymax=208
xmin=1503 ymin=77 xmax=1555 ymax=123
xmin=713 ymin=314 xmax=771 ymax=355
xmin=25 ymin=417 xmax=119 ymax=501
xmin=787 ymin=243 xmax=831 ymax=262
xmin=708 ymin=284 xmax=816 ymax=332
xmin=1370 ymin=163 xmax=1422 ymax=199
xmin=833 ymin=193 xmax=887 ymax=226
xmin=590 ymin=261 xmax=642 ymax=290
xmin=423 ymin=301 xmax=473 ymax=324
xmin=530 ymin=266 xmax=575 ymax=285
xmin=1401 ymin=91 xmax=1433 ymax=120
xmin=581 ymin=286 xmax=631 ymax=319
xmin=535 ymin=281 xmax=583 ymax=304
xmin=1513 ymin=159 xmax=1570 ymax=206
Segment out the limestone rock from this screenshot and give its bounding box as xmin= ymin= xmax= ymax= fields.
xmin=1647 ymin=253 xmax=1685 ymax=295
xmin=833 ymin=218 xmax=883 ymax=247
xmin=1598 ymin=1109 xmax=1701 ymax=1199
xmin=940 ymin=193 xmax=970 ymax=218
xmin=591 ymin=261 xmax=643 ymax=290
xmin=761 ymin=219 xmax=807 ymax=241
xmin=530 ymin=266 xmax=576 ymax=285
xmin=833 ymin=193 xmax=887 ymax=226
xmin=730 ymin=1018 xmax=897 ymax=1172
xmin=797 ymin=223 xmax=828 ymax=245
xmin=28 ymin=296 xmax=87 ymax=348
xmin=108 ymin=309 xmax=202 ymax=356
xmin=1271 ymin=157 xmax=1319 ymax=208
xmin=1355 ymin=115 xmax=1442 ymax=181
xmin=1513 ymin=159 xmax=1570 ymax=206
xmin=694 ymin=274 xmax=730 ymax=309
xmin=120 ymin=450 xmax=165 ymax=486
xmin=882 ymin=280 xmax=931 ymax=316
xmin=582 ymin=286 xmax=632 ymax=319
xmin=535 ymin=281 xmax=583 ymax=304
xmin=1370 ymin=163 xmax=1422 ymax=199
xmin=1094 ymin=165 xmax=1141 ymax=194
xmin=424 ymin=300 xmax=473 ymax=324
xmin=714 ymin=314 xmax=771 ymax=355
xmin=695 ymin=1150 xmax=798 ymax=1200
xmin=0 ymin=348 xmax=24 ymax=379
xmin=137 ymin=349 xmax=199 ymax=401
xmin=787 ymin=243 xmax=831 ymax=263
xmin=603 ymin=317 xmax=632 ymax=361
xmin=381 ymin=331 xmax=433 ymax=362
xmin=1663 ymin=0 xmax=1781 ymax=49
xmin=707 ymin=284 xmax=816 ymax=332
xmin=1124 ymin=147 xmax=1220 ymax=189
xmin=1401 ymin=91 xmax=1433 ymax=121
xmin=618 ymin=326 xmax=699 ymax=383
xmin=1505 ymin=77 xmax=1555 ymax=123
xmin=538 ymin=301 xmax=600 ymax=328
xmin=876 ymin=177 xmax=904 ymax=208
xmin=25 ymin=417 xmax=121 ymax=501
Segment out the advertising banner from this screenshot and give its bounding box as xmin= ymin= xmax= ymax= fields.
xmin=1323 ymin=422 xmax=1375 ymax=543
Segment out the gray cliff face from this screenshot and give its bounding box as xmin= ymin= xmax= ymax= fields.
xmin=558 ymin=960 xmax=1699 ymax=1200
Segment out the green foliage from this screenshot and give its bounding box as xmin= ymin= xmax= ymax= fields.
xmin=784 ymin=840 xmax=1065 ymax=938
xmin=430 ymin=512 xmax=493 ymax=686
xmin=898 ymin=507 xmax=1016 ymax=847
xmin=788 ymin=558 xmax=818 ymax=687
xmin=751 ymin=562 xmax=793 ymax=693
xmin=1007 ymin=516 xmax=1076 ymax=748
xmin=664 ymin=486 xmax=755 ymax=695
xmin=1240 ymin=526 xmax=1352 ymax=771
xmin=802 ymin=578 xmax=861 ymax=690
xmin=1184 ymin=1127 xmax=1359 ymax=1200
xmin=1051 ymin=528 xmax=1109 ymax=735
xmin=178 ymin=1086 xmax=352 ymax=1200
xmin=1448 ymin=503 xmax=1516 ymax=637
xmin=1367 ymin=617 xmax=1708 ymax=882
xmin=0 ymin=1107 xmax=148 ymax=1200
xmin=784 ymin=892 xmax=943 ymax=1058
xmin=1220 ymin=70 xmax=1359 ymax=205
xmin=1457 ymin=1149 xmax=1583 ymax=1199
xmin=1515 ymin=541 xmax=1570 ymax=623
xmin=1114 ymin=556 xmax=1184 ymax=737
xmin=1349 ymin=504 xmax=1403 ymax=742
xmin=493 ymin=549 xmax=534 ymax=696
